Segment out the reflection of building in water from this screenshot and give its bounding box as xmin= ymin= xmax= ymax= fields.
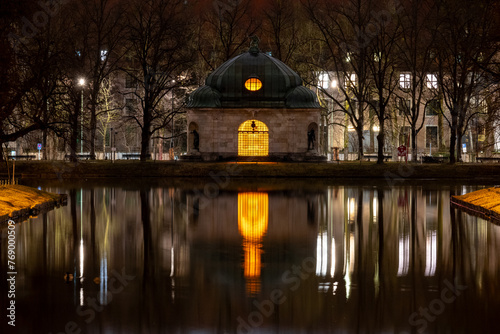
xmin=321 ymin=187 xmax=451 ymax=289
xmin=397 ymin=190 xmax=410 ymax=277
xmin=185 ymin=188 xmax=320 ymax=294
xmin=238 ymin=192 xmax=269 ymax=295
xmin=424 ymin=190 xmax=438 ymax=277
xmin=7 ymin=184 xmax=500 ymax=333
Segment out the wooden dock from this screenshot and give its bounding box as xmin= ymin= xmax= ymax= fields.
xmin=451 ymin=187 xmax=500 ymax=223
xmin=0 ymin=185 xmax=67 ymax=225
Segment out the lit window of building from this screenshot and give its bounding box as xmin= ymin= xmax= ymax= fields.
xmin=426 ymin=74 xmax=438 ymax=89
xmin=345 ymin=52 xmax=353 ymax=62
xmin=345 ymin=73 xmax=357 ymax=88
xmin=400 ymin=73 xmax=411 ymax=89
xmin=101 ymin=50 xmax=108 ymax=62
xmin=318 ymin=72 xmax=329 ymax=89
xmin=244 ymin=77 xmax=262 ymax=91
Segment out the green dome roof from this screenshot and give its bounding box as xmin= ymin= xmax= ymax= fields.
xmin=187 ymin=47 xmax=320 ymax=109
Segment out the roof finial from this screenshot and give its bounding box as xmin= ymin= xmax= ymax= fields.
xmin=249 ymin=36 xmax=260 ymax=55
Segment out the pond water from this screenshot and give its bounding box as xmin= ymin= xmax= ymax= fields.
xmin=1 ymin=179 xmax=500 ymax=334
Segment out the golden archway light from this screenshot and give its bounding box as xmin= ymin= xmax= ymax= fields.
xmin=238 ymin=120 xmax=269 ymax=156
xmin=244 ymin=77 xmax=262 ymax=91
xmin=238 ymin=192 xmax=268 ymax=295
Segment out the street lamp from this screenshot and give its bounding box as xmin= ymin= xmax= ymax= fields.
xmin=170 ymin=81 xmax=176 ymax=160
xmin=78 ymin=78 xmax=86 ymax=155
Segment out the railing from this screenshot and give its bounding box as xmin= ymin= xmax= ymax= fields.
xmin=0 ymin=178 xmax=19 ymax=185
xmin=122 ymin=153 xmax=142 ymax=160
xmin=477 ymin=157 xmax=500 ymax=163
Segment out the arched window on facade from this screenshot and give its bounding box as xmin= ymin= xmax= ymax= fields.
xmin=238 ymin=120 xmax=269 ymax=156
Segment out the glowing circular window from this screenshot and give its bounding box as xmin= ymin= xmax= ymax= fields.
xmin=245 ymin=78 xmax=262 ymax=91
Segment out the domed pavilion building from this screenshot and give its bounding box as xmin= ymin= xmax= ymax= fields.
xmin=184 ymin=40 xmax=324 ymax=161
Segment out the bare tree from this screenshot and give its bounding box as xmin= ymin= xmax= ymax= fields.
xmin=196 ymin=0 xmax=259 ymax=72
xmin=71 ymin=0 xmax=126 ymax=159
xmin=260 ymin=0 xmax=301 ymax=64
xmin=124 ymin=0 xmax=195 ymax=161
xmin=395 ymin=0 xmax=438 ymax=161
xmin=0 ymin=0 xmax=67 ymax=161
xmin=434 ymin=0 xmax=498 ymax=163
xmin=304 ymin=0 xmax=383 ymax=160
xmin=364 ymin=0 xmax=402 ymax=164
xmin=97 ymin=78 xmax=121 ymax=155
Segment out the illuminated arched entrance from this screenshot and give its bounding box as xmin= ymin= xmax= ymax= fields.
xmin=238 ymin=192 xmax=268 ymax=295
xmin=238 ymin=120 xmax=269 ymax=156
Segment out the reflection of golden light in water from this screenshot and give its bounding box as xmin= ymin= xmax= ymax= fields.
xmin=238 ymin=192 xmax=268 ymax=295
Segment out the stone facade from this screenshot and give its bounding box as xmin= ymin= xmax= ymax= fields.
xmin=186 ymin=108 xmax=321 ymax=161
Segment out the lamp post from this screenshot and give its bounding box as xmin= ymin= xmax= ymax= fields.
xmin=78 ymin=78 xmax=86 ymax=155
xmin=110 ymin=127 xmax=113 ymax=160
xmin=170 ymin=81 xmax=176 ymax=160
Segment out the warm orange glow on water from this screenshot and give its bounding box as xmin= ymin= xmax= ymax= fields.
xmin=238 ymin=120 xmax=269 ymax=156
xmin=238 ymin=192 xmax=268 ymax=295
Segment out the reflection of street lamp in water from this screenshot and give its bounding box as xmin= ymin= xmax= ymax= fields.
xmin=78 ymin=78 xmax=86 ymax=154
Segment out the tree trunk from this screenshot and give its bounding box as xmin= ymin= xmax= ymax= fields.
xmin=411 ymin=126 xmax=417 ymax=162
xmin=90 ymin=103 xmax=97 ymax=160
xmin=0 ymin=142 xmax=4 ymax=162
xmin=377 ymin=107 xmax=385 ymax=164
xmin=42 ymin=128 xmax=48 ymax=160
xmin=357 ymin=127 xmax=364 ymax=160
xmin=141 ymin=105 xmax=151 ymax=162
xmin=377 ymin=131 xmax=385 ymax=164
xmin=42 ymin=97 xmax=48 ymax=160
xmin=449 ymin=114 xmax=457 ymax=164
xmin=456 ymin=129 xmax=464 ymax=163
xmin=69 ymin=103 xmax=79 ymax=163
xmin=369 ymin=115 xmax=375 ymax=153
xmin=438 ymin=112 xmax=445 ymax=151
xmin=357 ymin=103 xmax=364 ymax=160
xmin=485 ymin=103 xmax=495 ymax=155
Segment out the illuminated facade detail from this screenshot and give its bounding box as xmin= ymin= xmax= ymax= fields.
xmin=244 ymin=77 xmax=262 ymax=91
xmin=238 ymin=120 xmax=269 ymax=156
xmin=238 ymin=192 xmax=269 ymax=295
